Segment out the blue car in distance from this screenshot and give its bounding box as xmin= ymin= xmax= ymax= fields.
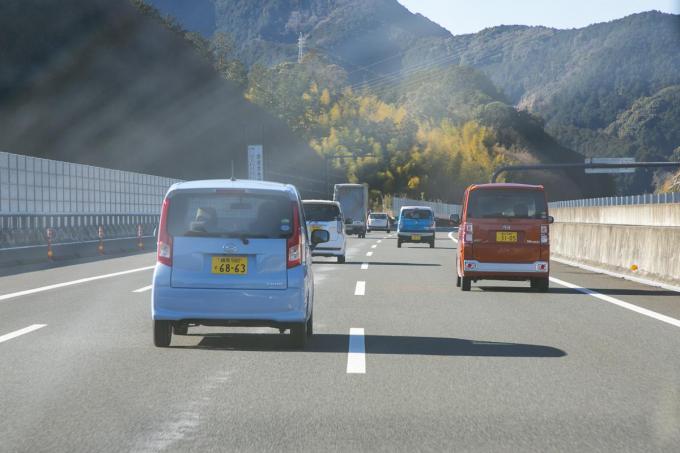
xmin=397 ymin=206 xmax=436 ymax=248
xmin=152 ymin=180 xmax=329 ymax=348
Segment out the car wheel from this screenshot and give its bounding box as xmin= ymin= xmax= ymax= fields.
xmin=456 ymin=275 xmax=461 ymax=287
xmin=291 ymin=322 xmax=307 ymax=348
xmin=306 ymin=314 xmax=313 ymax=337
xmin=387 ymin=229 xmax=390 ymax=233
xmin=461 ymin=277 xmax=471 ymax=292
xmin=430 ymin=240 xmax=435 ymax=248
xmin=532 ymin=278 xmax=549 ymax=293
xmin=367 ymin=229 xmax=371 ymax=233
xmin=173 ymin=323 xmax=188 ymax=335
xmin=154 ymin=320 xmax=172 ymax=347
xmin=338 ymin=255 xmax=346 ymax=264
xmin=397 ymin=240 xmax=402 ymax=248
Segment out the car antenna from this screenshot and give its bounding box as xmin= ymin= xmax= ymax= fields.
xmin=230 ymin=160 xmax=236 ymax=181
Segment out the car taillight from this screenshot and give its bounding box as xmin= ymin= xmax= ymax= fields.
xmin=287 ymin=202 xmax=303 ymax=268
xmin=157 ymin=198 xmax=172 ymax=266
xmin=464 ymin=223 xmax=473 ymax=244
xmin=541 ymin=224 xmax=549 ymax=244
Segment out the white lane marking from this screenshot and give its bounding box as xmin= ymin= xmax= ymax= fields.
xmin=347 ymin=328 xmax=366 ymax=374
xmin=133 ymin=285 xmax=152 ymax=293
xmin=371 ymin=244 xmax=377 ymax=249
xmin=355 ymin=281 xmax=366 ymax=296
xmin=366 ymin=251 xmax=373 ymax=257
xmin=552 ymin=256 xmax=680 ymax=294
xmin=377 ymin=240 xmax=382 ymax=244
xmin=0 ymin=266 xmax=155 ymax=302
xmin=549 ymin=277 xmax=680 ymax=329
xmin=0 ymin=324 xmax=47 ymax=344
xmin=448 ymin=231 xmax=458 ymax=243
xmin=361 ymin=263 xmax=369 ymax=270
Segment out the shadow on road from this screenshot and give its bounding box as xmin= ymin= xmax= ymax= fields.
xmin=478 ymin=286 xmax=678 ymax=297
xmin=175 ymin=333 xmax=566 ymax=357
xmin=313 ymin=260 xmax=441 ymax=267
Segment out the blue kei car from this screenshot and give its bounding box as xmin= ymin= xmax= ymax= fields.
xmin=152 ymin=180 xmax=329 ymax=348
xmin=397 ymin=206 xmax=436 ymax=248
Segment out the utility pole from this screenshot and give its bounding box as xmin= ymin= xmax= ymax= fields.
xmin=297 ymin=33 xmax=307 ymax=63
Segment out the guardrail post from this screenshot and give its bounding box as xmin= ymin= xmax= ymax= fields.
xmin=137 ymin=224 xmax=143 ymax=249
xmin=98 ymin=225 xmax=104 ymax=254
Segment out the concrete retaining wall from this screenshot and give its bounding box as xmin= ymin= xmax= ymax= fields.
xmin=551 ymin=204 xmax=680 ymax=286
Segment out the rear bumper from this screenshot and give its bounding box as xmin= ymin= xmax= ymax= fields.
xmin=461 ymin=260 xmax=549 ymax=278
xmin=345 ymin=225 xmax=365 ymax=234
xmin=367 ymin=223 xmax=389 ymax=231
xmin=152 ymin=265 xmax=308 ymax=323
xmin=312 ymin=244 xmax=345 ymax=257
xmin=398 ymin=231 xmax=435 ymax=242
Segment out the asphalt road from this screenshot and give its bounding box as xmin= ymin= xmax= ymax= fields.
xmin=2 ymin=231 xmax=680 ymax=452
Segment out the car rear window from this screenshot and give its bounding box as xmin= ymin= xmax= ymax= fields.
xmin=304 ymin=203 xmax=340 ymax=221
xmin=466 ymin=189 xmax=548 ymax=219
xmin=167 ymin=191 xmax=293 ymax=238
xmin=369 ymin=213 xmax=387 ymax=219
xmin=402 ymin=209 xmax=433 ymax=219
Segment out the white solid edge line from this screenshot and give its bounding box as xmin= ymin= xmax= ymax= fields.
xmin=0 ymin=266 xmax=155 ymax=302
xmin=0 ymin=324 xmax=47 ymax=344
xmin=552 ymin=256 xmax=680 ymax=294
xmin=361 ymin=263 xmax=369 ymax=270
xmin=549 ymin=276 xmax=680 ymax=329
xmin=366 ymin=251 xmax=373 ymax=257
xmin=347 ymin=327 xmax=366 ymax=374
xmin=448 ymin=229 xmax=680 ymax=328
xmin=133 ymin=285 xmax=153 ymax=293
xmin=355 ymin=281 xmax=366 ymax=296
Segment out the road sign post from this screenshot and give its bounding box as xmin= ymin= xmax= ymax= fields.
xmin=248 ymin=145 xmax=264 ymax=181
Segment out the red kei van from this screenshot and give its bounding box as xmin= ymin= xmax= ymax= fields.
xmin=453 ymin=183 xmax=554 ymax=292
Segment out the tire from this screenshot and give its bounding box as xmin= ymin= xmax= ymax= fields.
xmin=291 ymin=322 xmax=307 ymax=348
xmin=532 ymin=278 xmax=549 ymax=293
xmin=461 ymin=277 xmax=471 ymax=292
xmin=154 ymin=320 xmax=172 ymax=347
xmin=338 ymin=255 xmax=346 ymax=264
xmin=397 ymin=240 xmax=402 ymax=248
xmin=456 ymin=275 xmax=461 ymax=287
xmin=173 ymin=323 xmax=188 ymax=336
xmin=430 ymin=240 xmax=435 ymax=248
xmin=306 ymin=314 xmax=313 ymax=337
xmin=387 ymin=229 xmax=390 ymax=233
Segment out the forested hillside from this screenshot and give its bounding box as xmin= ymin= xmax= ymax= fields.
xmin=0 ymin=0 xmax=326 ymax=197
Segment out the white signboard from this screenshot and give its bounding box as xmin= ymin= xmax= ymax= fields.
xmin=585 ymin=157 xmax=635 ymax=174
xmin=248 ymin=145 xmax=264 ymax=180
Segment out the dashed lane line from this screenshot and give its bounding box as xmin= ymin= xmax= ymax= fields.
xmin=0 ymin=266 xmax=155 ymax=302
xmin=0 ymin=324 xmax=47 ymax=344
xmin=366 ymin=251 xmax=373 ymax=257
xmin=347 ymin=328 xmax=366 ymax=374
xmin=133 ymin=285 xmax=152 ymax=293
xmin=355 ymin=281 xmax=366 ymax=296
xmin=361 ymin=263 xmax=369 ymax=270
xmin=371 ymin=245 xmax=377 ymax=249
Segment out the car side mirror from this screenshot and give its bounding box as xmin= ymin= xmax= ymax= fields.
xmin=311 ymin=229 xmax=330 ymax=247
xmin=547 ymin=215 xmax=554 ymax=224
xmin=450 ymin=214 xmax=460 ymax=226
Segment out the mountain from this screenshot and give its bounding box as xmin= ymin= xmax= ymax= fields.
xmin=0 ymin=0 xmax=327 ymax=197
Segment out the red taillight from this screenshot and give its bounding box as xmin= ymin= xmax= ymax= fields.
xmin=464 ymin=223 xmax=473 ymax=244
xmin=157 ymin=198 xmax=172 ymax=266
xmin=287 ymin=202 xmax=303 ymax=268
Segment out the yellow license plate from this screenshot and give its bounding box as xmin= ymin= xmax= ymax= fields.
xmin=496 ymin=232 xmax=518 ymax=243
xmin=411 ymin=235 xmax=421 ymax=241
xmin=211 ymin=256 xmax=248 ymax=275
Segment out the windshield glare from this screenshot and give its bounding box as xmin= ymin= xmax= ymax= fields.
xmin=168 ymin=192 xmax=293 ymax=237
xmin=467 ymin=189 xmax=548 ymax=219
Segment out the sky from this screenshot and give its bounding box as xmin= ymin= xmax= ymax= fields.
xmin=398 ymin=0 xmax=679 ymax=35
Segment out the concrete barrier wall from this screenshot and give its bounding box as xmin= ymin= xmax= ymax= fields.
xmin=552 ymin=204 xmax=680 ymax=227
xmin=551 ymin=204 xmax=680 ymax=286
